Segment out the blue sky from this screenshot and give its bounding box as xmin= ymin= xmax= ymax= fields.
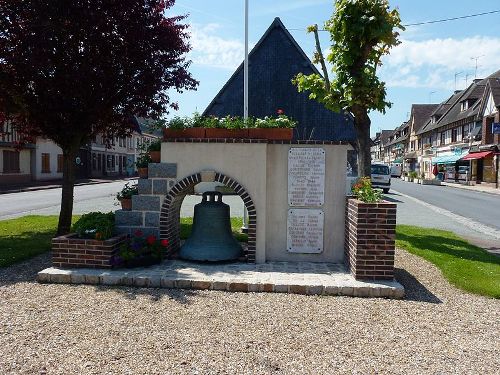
xmin=168 ymin=0 xmax=500 ymax=135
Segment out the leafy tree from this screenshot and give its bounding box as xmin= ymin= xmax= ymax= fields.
xmin=0 ymin=0 xmax=197 ymax=234
xmin=293 ymin=0 xmax=403 ymax=177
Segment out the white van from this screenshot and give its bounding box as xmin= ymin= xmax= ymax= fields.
xmin=371 ymin=163 xmax=391 ymax=193
xmin=390 ymin=164 xmax=402 ymax=178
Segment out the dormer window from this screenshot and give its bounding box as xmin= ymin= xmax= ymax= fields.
xmin=460 ymin=101 xmax=468 ymax=112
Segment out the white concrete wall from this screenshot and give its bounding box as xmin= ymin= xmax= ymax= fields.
xmin=162 ymin=143 xmax=350 ymax=263
xmin=35 ymin=138 xmax=63 ymax=181
xmin=265 ymin=144 xmax=349 ymax=262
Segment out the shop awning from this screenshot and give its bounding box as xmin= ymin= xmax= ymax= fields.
xmin=404 ymin=152 xmax=417 ymax=159
xmin=393 ymin=158 xmax=403 ymax=163
xmin=432 ymin=153 xmax=466 ymax=164
xmin=460 ymin=151 xmax=493 ymax=161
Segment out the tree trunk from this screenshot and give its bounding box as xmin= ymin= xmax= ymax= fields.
xmin=57 ymin=147 xmax=78 ymax=235
xmin=352 ymin=106 xmax=372 ymax=178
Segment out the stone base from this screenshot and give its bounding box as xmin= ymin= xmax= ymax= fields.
xmin=37 ymin=261 xmax=405 ymax=299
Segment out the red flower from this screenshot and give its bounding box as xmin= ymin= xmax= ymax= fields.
xmin=146 ymin=235 xmax=156 ymax=245
xmin=161 ymin=239 xmax=169 ymax=247
xmin=277 ymin=109 xmax=284 ymax=115
xmin=134 ymin=229 xmax=143 ymax=237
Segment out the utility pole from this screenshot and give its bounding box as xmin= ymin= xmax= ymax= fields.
xmin=454 ymin=71 xmax=463 ymax=91
xmin=471 ymin=55 xmax=485 ymax=79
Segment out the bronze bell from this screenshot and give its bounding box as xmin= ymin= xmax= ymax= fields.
xmin=179 ymin=191 xmax=243 ymax=262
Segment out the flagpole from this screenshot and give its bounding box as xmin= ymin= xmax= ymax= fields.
xmin=242 ymin=0 xmax=249 ymax=234
xmin=244 ymin=0 xmax=249 ymax=120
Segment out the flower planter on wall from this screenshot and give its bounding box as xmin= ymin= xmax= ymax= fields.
xmin=137 ymin=167 xmax=148 ymax=179
xmin=163 ymin=128 xmax=206 ymax=139
xmin=344 ymin=197 xmax=397 ymax=280
xmin=119 ymin=198 xmax=132 ymax=211
xmin=205 ymin=128 xmax=249 ymax=139
xmin=248 ymin=128 xmax=293 ymax=140
xmin=52 ymin=233 xmax=128 ymax=269
xmin=149 ymin=151 xmax=161 ymax=163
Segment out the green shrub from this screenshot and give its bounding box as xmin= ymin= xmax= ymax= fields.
xmin=116 ymin=182 xmax=138 ymax=200
xmin=409 ymin=171 xmax=418 ymax=179
xmin=135 ymin=153 xmax=152 ymax=168
xmin=147 ymin=139 xmax=161 ymax=152
xmin=72 ymin=212 xmax=115 ymax=240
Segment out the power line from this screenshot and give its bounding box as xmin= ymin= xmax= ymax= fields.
xmin=288 ymin=9 xmax=500 ymax=31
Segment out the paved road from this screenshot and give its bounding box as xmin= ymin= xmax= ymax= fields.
xmin=388 ymin=179 xmax=500 ymax=254
xmin=391 ymin=179 xmax=500 ymax=230
xmin=0 ymin=180 xmax=244 ymax=220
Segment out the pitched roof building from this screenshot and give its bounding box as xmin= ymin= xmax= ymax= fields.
xmin=203 ymin=18 xmax=356 ymax=142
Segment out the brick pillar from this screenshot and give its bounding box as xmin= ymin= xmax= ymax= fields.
xmin=345 ymin=198 xmax=397 ymax=280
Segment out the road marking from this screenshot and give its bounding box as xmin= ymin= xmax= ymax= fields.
xmin=391 ymin=189 xmax=500 ymax=240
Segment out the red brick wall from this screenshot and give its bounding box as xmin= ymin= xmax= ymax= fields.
xmin=345 ymin=198 xmax=396 ymax=280
xmin=52 ymin=234 xmax=128 ymax=269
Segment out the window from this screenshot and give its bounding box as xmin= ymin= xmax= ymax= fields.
xmin=2 ymin=150 xmax=20 ymax=173
xmin=440 ymin=132 xmax=445 ymax=145
xmin=451 ymin=128 xmax=458 ymax=143
xmin=57 ymin=154 xmax=63 ymax=173
xmin=460 ymin=101 xmax=468 ymax=112
xmin=122 ymin=156 xmax=126 ymax=168
xmin=41 ymin=153 xmax=50 ymax=173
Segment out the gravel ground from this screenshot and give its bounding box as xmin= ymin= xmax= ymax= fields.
xmin=0 ymin=251 xmax=498 ymax=374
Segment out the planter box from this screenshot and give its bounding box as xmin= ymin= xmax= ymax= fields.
xmin=149 ymin=150 xmax=161 ymax=163
xmin=119 ymin=198 xmax=132 ymax=211
xmin=52 ymin=233 xmax=128 ymax=269
xmin=205 ymin=128 xmax=249 ymax=139
xmin=414 ymin=179 xmax=421 ymax=184
xmin=163 ymin=128 xmax=206 ymax=139
xmin=137 ymin=167 xmax=148 ymax=179
xmin=345 ymin=198 xmax=396 ymax=280
xmin=248 ymin=128 xmax=293 ymax=140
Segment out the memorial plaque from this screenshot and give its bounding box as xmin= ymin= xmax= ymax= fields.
xmin=287 ymin=209 xmax=324 ymax=253
xmin=288 ymin=148 xmax=325 ymax=206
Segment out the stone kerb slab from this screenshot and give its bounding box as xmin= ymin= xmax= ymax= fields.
xmin=344 ymin=198 xmax=397 ymax=280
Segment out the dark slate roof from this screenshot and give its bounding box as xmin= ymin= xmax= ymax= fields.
xmin=425 ymin=70 xmax=500 ymax=132
xmin=202 ymin=18 xmax=356 ymax=142
xmin=379 ymin=129 xmax=393 ymax=146
xmin=411 ymin=104 xmax=439 ymax=134
xmin=416 ymin=91 xmax=464 ymax=135
xmin=135 ymin=117 xmax=162 ymax=137
xmin=387 ymin=121 xmax=409 ymax=146
xmin=490 ymin=78 xmax=500 ymax=105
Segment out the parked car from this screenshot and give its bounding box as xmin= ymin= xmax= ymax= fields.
xmin=371 ymin=163 xmax=391 ymax=193
xmin=390 ymin=164 xmax=402 ymax=177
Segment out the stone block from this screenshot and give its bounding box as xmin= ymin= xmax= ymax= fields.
xmin=37 ymin=271 xmax=50 ymax=283
xmin=115 ymin=210 xmax=143 ymax=226
xmin=132 ymin=195 xmax=161 ymax=211
xmin=148 ymin=163 xmax=177 ymax=178
xmin=145 ymin=212 xmax=160 ymax=227
xmin=152 ymin=179 xmax=169 ymax=195
xmin=161 ymin=277 xmax=175 ymax=288
xmin=307 ymin=285 xmax=323 ymax=295
xmin=176 ymin=279 xmax=192 ymax=289
xmin=138 ymin=179 xmax=152 ymax=195
xmin=192 ymin=280 xmax=212 ymax=290
xmin=149 ymin=276 xmax=161 ymax=288
xmin=101 ymin=274 xmax=122 ymax=285
xmin=115 ymin=226 xmax=132 ymax=236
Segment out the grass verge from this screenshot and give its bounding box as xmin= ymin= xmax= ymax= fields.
xmin=0 ymin=216 xmax=247 ymax=268
xmin=396 ymin=225 xmax=500 ymax=298
xmin=0 ymin=215 xmax=64 ymax=267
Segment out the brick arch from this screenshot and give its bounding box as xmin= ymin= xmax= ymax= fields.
xmin=159 ymin=172 xmax=257 ymax=262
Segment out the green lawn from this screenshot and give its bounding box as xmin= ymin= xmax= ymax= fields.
xmin=2 ymin=217 xmax=497 ymax=298
xmin=396 ymin=225 xmax=500 ymax=298
xmin=0 ymin=215 xmax=247 ymax=268
xmin=0 ymin=215 xmax=63 ymax=267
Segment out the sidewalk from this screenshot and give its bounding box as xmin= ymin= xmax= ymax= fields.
xmin=441 ymin=181 xmax=500 ymax=195
xmin=0 ymin=177 xmax=137 ymax=194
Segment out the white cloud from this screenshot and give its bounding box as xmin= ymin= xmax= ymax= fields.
xmin=380 ymin=36 xmax=500 ymax=89
xmin=188 ymin=23 xmax=245 ymax=70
